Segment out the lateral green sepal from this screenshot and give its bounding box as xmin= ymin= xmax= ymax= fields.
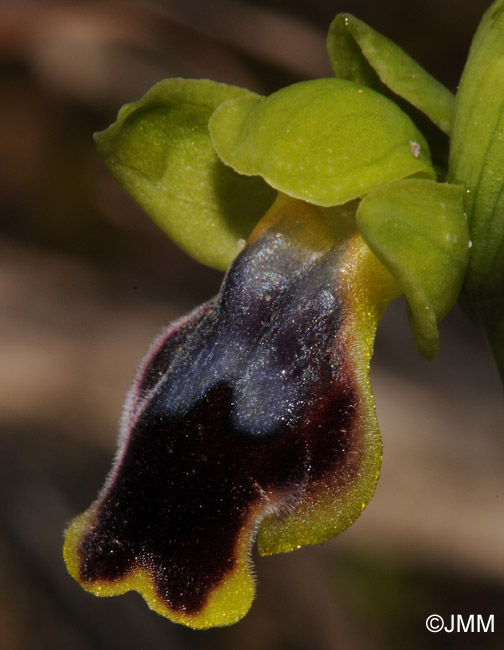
xmin=94 ymin=78 xmax=275 ymax=271
xmin=356 ymin=179 xmax=468 ymax=359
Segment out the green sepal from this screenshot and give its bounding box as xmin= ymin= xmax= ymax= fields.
xmin=209 ymin=78 xmax=434 ymax=208
xmin=356 ymin=179 xmax=468 ymax=359
xmin=327 ymin=13 xmax=455 ymax=136
xmin=94 ymin=78 xmax=275 ymax=271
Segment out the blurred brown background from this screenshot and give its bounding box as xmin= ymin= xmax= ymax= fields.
xmin=0 ymin=1 xmax=503 ymax=649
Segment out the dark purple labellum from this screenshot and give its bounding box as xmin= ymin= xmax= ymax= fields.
xmin=64 ymin=197 xmax=389 ymax=628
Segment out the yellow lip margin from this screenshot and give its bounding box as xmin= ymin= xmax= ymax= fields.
xmin=257 ymin=230 xmax=400 ymax=556
xmin=63 ymin=504 xmax=264 ymax=629
xmin=63 ymin=196 xmax=401 ymax=627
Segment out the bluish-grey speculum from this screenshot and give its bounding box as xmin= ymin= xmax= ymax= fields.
xmin=76 ymin=214 xmax=359 ymax=614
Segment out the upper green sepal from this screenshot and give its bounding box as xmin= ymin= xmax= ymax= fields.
xmin=356 ymin=179 xmax=468 ymax=359
xmin=209 ymin=78 xmax=435 ymax=208
xmin=327 ymin=14 xmax=455 ymax=135
xmin=94 ymin=78 xmax=275 ymax=271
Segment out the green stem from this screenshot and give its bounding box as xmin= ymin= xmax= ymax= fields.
xmin=468 ymin=296 xmax=504 ymax=384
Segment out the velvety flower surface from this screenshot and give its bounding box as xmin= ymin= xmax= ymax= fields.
xmin=63 ymin=4 xmax=477 ymax=628
xmin=64 ymin=196 xmax=399 ymax=628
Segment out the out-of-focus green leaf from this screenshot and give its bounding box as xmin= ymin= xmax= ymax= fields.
xmin=209 ymin=78 xmax=434 ymax=208
xmin=327 ymin=14 xmax=454 ymax=135
xmin=449 ymin=0 xmax=504 ymax=300
xmin=449 ymin=0 xmax=504 ymax=381
xmin=94 ymin=78 xmax=275 ymax=271
xmin=357 ymin=179 xmax=468 ymax=359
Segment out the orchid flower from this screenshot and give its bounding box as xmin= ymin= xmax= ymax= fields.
xmin=64 ymin=1 xmax=504 ymax=629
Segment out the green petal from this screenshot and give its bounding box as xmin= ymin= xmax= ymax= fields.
xmin=356 ymin=179 xmax=468 ymax=359
xmin=94 ymin=78 xmax=275 ymax=271
xmin=209 ymin=78 xmax=434 ymax=208
xmin=327 ymin=14 xmax=455 ymax=135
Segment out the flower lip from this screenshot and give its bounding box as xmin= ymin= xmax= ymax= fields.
xmin=64 ymin=197 xmax=388 ymax=627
